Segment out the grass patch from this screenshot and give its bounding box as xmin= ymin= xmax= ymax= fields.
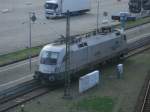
xmin=123 ymin=17 xmax=150 ymax=29
xmin=0 ymin=46 xmax=42 ymax=66
xmin=0 ymin=17 xmax=150 ymax=66
xmin=126 ymin=17 xmax=150 ymax=28
xmin=75 ymin=96 xmax=114 ymax=112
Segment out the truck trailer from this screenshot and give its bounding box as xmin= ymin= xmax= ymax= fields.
xmin=44 ymin=0 xmax=91 ymax=19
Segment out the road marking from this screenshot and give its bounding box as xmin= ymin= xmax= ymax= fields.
xmin=0 ymin=58 xmax=38 ymax=73
xmin=0 ymin=74 xmax=33 ymax=88
xmin=1 ymin=9 xmax=10 ymax=13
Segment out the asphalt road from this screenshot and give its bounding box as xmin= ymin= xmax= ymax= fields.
xmin=0 ymin=0 xmax=129 ymax=55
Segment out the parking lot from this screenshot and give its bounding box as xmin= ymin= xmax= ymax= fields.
xmin=0 ymin=0 xmax=129 ymax=54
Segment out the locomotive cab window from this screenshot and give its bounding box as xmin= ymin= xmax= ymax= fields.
xmin=44 ymin=3 xmax=58 ymax=10
xmin=40 ymin=51 xmax=59 ymax=65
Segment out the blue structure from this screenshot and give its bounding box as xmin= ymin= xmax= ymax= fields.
xmin=111 ymin=12 xmax=136 ymax=31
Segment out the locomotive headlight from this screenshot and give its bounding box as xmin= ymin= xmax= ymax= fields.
xmin=49 ymin=75 xmax=55 ymax=82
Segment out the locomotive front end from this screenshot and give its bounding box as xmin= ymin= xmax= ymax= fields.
xmin=34 ymin=44 xmax=65 ymax=83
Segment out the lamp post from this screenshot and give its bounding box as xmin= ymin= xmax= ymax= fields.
xmin=140 ymin=0 xmax=143 ymax=16
xmin=96 ymin=0 xmax=100 ymax=33
xmin=28 ymin=12 xmax=36 ymax=71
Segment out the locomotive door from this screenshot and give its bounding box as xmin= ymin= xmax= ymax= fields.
xmin=78 ymin=47 xmax=88 ymax=65
xmin=71 ymin=46 xmax=88 ymax=69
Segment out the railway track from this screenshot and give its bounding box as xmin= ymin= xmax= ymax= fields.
xmin=0 ymin=36 xmax=150 ymax=112
xmin=129 ymin=36 xmax=150 ymax=112
xmin=0 ymin=80 xmax=50 ymax=112
xmin=0 ymin=80 xmax=40 ymax=104
xmin=127 ymin=36 xmax=150 ymax=57
xmin=140 ymin=79 xmax=150 ymax=112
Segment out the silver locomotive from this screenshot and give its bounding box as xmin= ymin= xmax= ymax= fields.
xmin=34 ymin=29 xmax=127 ymax=83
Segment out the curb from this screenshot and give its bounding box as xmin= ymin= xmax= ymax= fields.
xmin=0 ymin=54 xmax=38 ymax=67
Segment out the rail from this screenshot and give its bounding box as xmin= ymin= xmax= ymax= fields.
xmin=140 ymin=79 xmax=150 ymax=112
xmin=0 ymin=80 xmax=40 ymax=104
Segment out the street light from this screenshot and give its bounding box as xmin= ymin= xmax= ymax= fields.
xmin=140 ymin=0 xmax=143 ymax=16
xmin=96 ymin=0 xmax=100 ymax=33
xmin=28 ymin=12 xmax=36 ymax=71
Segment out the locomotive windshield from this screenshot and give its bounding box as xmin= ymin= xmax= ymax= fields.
xmin=45 ymin=3 xmax=58 ymax=10
xmin=40 ymin=51 xmax=59 ymax=65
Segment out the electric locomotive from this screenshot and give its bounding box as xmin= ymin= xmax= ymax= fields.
xmin=34 ymin=29 xmax=127 ymax=83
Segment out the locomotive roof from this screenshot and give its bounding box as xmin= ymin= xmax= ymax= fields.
xmin=84 ymin=33 xmax=117 ymax=45
xmin=42 ymin=44 xmax=65 ymax=52
xmin=42 ymin=32 xmax=120 ymax=52
xmin=46 ymin=0 xmax=58 ymax=4
xmin=71 ymin=32 xmax=119 ymax=51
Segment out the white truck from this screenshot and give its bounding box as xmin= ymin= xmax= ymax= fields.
xmin=44 ymin=0 xmax=91 ymax=19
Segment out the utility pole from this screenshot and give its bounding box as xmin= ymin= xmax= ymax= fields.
xmin=60 ymin=0 xmax=63 ymax=14
xmin=64 ymin=10 xmax=71 ymax=99
xmin=96 ymin=0 xmax=100 ymax=33
xmin=120 ymin=13 xmax=126 ymax=32
xmin=140 ymin=0 xmax=143 ymax=16
xmin=28 ymin=12 xmax=36 ymax=72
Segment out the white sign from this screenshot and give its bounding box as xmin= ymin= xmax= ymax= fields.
xmin=79 ymin=70 xmax=99 ymax=93
xmin=117 ymin=64 xmax=123 ymax=74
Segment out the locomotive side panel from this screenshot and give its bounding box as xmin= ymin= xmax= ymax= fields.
xmin=34 ymin=30 xmax=128 ymax=83
xmin=70 ymin=34 xmax=127 ymax=72
xmin=87 ymin=35 xmax=125 ymax=65
xmin=70 ymin=46 xmax=89 ymax=71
